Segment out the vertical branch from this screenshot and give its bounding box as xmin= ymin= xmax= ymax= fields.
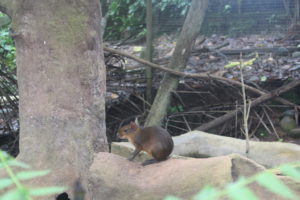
xmin=145 ymin=0 xmax=154 ymax=103
xmin=240 ymin=54 xmax=250 ymax=155
xmin=145 ymin=0 xmax=209 ymax=126
xmin=296 ymin=0 xmax=300 ymax=22
xmin=100 ymin=0 xmax=111 ymax=39
xmin=237 ymin=0 xmax=242 ymax=14
xmin=282 ymin=0 xmax=290 ymax=14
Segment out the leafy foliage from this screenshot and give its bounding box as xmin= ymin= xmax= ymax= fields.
xmin=104 ymin=0 xmax=191 ymax=40
xmin=105 ymin=0 xmax=146 ymax=40
xmin=164 ymin=162 xmax=300 ymax=200
xmin=0 ymin=13 xmax=15 ymax=72
xmin=0 ymin=14 xmax=19 ymax=156
xmin=0 ymin=150 xmax=66 ymax=199
xmin=156 ymin=0 xmax=191 ymax=16
xmin=0 ymin=28 xmax=15 ymax=71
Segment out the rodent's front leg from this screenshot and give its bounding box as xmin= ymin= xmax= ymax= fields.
xmin=128 ymin=148 xmax=141 ymax=161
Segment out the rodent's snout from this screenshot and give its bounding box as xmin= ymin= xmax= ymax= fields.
xmin=117 ymin=132 xmax=123 ymax=139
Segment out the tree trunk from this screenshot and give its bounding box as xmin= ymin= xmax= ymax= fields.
xmin=282 ymin=0 xmax=291 ymax=17
xmin=0 ymin=0 xmax=108 ymax=198
xmin=145 ymin=0 xmax=208 ymax=126
xmin=296 ymin=0 xmax=300 ymax=22
xmin=145 ymin=0 xmax=154 ymax=103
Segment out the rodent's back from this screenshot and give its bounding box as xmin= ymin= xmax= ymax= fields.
xmin=137 ymin=126 xmax=173 ymax=161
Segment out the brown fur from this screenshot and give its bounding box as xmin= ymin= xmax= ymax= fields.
xmin=117 ymin=122 xmax=174 ymax=162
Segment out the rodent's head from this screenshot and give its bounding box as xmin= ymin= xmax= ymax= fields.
xmin=117 ymin=121 xmax=139 ymax=139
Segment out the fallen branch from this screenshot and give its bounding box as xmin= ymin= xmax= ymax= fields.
xmin=219 ymin=47 xmax=297 ymax=56
xmin=192 ymin=46 xmax=298 ymax=56
xmin=172 ymin=131 xmax=300 ymax=168
xmin=104 ymin=46 xmax=300 ymax=109
xmin=196 ymin=80 xmax=300 ymax=131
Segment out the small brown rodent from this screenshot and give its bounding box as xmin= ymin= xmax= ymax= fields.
xmin=117 ymin=122 xmax=174 ymax=165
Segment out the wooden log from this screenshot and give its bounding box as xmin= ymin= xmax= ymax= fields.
xmin=112 ymin=131 xmax=300 ymax=168
xmin=172 ymin=131 xmax=300 ymax=168
xmin=89 ymin=152 xmax=300 ymax=200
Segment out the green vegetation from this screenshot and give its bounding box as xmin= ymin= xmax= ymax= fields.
xmin=0 ymin=150 xmax=66 ymax=200
xmin=105 ymin=0 xmax=146 ymax=40
xmin=104 ymin=0 xmax=191 ymax=40
xmin=164 ymin=162 xmax=300 ymax=200
xmin=0 ymin=24 xmax=16 ymax=73
xmin=104 ymin=0 xmax=288 ymax=40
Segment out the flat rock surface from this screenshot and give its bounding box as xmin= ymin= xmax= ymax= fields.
xmin=88 ymin=152 xmax=300 ymax=200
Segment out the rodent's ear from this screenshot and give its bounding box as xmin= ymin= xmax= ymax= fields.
xmin=130 ymin=121 xmax=138 ymax=130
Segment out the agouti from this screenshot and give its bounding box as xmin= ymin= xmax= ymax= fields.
xmin=117 ymin=122 xmax=174 ymax=165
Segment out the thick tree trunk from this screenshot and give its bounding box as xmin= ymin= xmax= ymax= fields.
xmin=145 ymin=0 xmax=208 ymax=126
xmin=1 ymin=0 xmax=108 ymax=198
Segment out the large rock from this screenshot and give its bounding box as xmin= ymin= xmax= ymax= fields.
xmin=172 ymin=131 xmax=300 ymax=168
xmin=88 ymin=152 xmax=300 ymax=200
xmin=111 ymin=142 xmax=151 ymax=162
xmin=112 ymin=131 xmax=300 ymax=168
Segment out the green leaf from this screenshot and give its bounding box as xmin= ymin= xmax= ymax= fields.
xmin=256 ymin=172 xmax=298 ymax=199
xmin=0 ymin=151 xmax=10 ymax=159
xmin=193 ymin=186 xmax=218 ymax=200
xmin=7 ymin=160 xmax=31 ymax=169
xmin=29 ymin=186 xmax=67 ymax=196
xmin=225 ymin=178 xmax=258 ymax=200
xmin=280 ymin=165 xmax=300 ymax=181
xmin=224 ymin=61 xmax=240 ymax=68
xmin=0 ymin=16 xmax=11 ymax=27
xmin=0 ymin=178 xmax=13 ymax=189
xmin=178 ymin=105 xmax=184 ymax=112
xmin=228 ymin=187 xmax=258 ymax=200
xmin=16 ymin=170 xmax=50 ymax=180
xmin=260 ymin=76 xmax=267 ymax=82
xmin=3 ymin=45 xmax=13 ymax=51
xmin=133 ymin=46 xmax=143 ymax=52
xmin=163 ymin=196 xmax=182 ymax=200
xmin=0 ymin=188 xmax=30 ymax=200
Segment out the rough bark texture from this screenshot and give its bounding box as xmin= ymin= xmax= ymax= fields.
xmin=145 ymin=0 xmax=209 ymax=126
xmin=2 ymin=0 xmax=108 ymax=198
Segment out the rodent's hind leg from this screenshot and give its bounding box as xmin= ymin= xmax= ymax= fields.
xmin=142 ymin=159 xmax=158 ymax=166
xmin=128 ymin=148 xmax=141 ymax=161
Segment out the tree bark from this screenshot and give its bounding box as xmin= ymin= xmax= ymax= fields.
xmin=145 ymin=0 xmax=209 ymax=126
xmin=1 ymin=0 xmax=108 ymax=198
xmin=145 ymin=0 xmax=154 ymax=103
